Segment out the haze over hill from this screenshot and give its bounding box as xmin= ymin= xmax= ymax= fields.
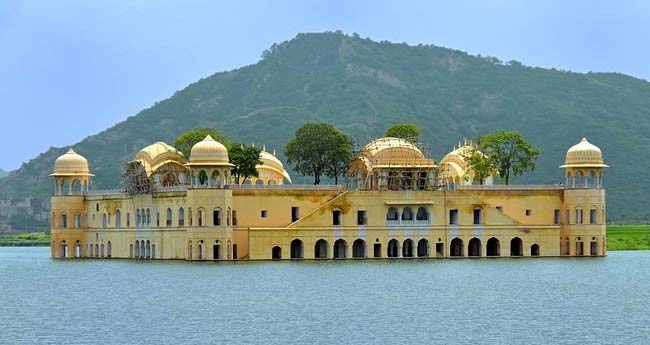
xmin=2 ymin=32 xmax=649 ymax=224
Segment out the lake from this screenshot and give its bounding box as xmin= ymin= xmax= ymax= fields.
xmin=1 ymin=247 xmax=649 ymax=344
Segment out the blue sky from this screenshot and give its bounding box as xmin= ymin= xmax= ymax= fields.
xmin=1 ymin=0 xmax=649 ymax=171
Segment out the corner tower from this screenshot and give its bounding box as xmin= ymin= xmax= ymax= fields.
xmin=560 ymin=138 xmax=608 ymax=256
xmin=50 ymin=148 xmax=93 ymax=258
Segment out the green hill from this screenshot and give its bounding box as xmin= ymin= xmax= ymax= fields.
xmin=0 ymin=169 xmax=7 ymax=179
xmin=2 ymin=31 xmax=649 ymax=222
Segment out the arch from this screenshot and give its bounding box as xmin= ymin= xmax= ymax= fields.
xmin=178 ymin=207 xmax=185 ymax=226
xmin=468 ymin=238 xmax=481 ymax=257
xmin=95 ymin=244 xmax=99 ymax=258
xmin=486 ymin=237 xmax=500 ymax=256
xmin=290 ymin=239 xmax=304 ymax=259
xmin=417 ymin=239 xmax=429 ymax=257
xmin=416 ymin=207 xmax=428 ymax=221
xmin=386 ymin=207 xmax=399 ymax=221
xmin=71 ymin=179 xmax=82 ymax=195
xmin=255 ymin=179 xmax=264 ymax=186
xmin=402 ymin=239 xmax=414 ymax=257
xmin=136 ymin=209 xmax=141 ymax=225
xmin=510 ymin=237 xmax=523 ymax=256
xmin=401 ymin=207 xmax=413 ymax=221
xmin=314 ymin=239 xmax=328 ymax=259
xmin=211 ymin=170 xmax=220 ymax=186
xmin=89 ymin=243 xmax=94 ymax=257
xmin=187 ymin=241 xmax=193 ymax=260
xmin=107 ymin=241 xmax=112 ymax=258
xmin=531 ymin=244 xmax=540 ymax=256
xmin=213 ymin=207 xmax=222 ymax=226
xmin=387 ymin=239 xmax=399 ymax=258
xmin=166 ymin=208 xmax=172 ymax=227
xmin=115 ymin=210 xmax=121 ymax=228
xmin=198 ymin=208 xmax=204 ymax=226
xmin=272 ymin=246 xmax=282 ymax=260
xmin=61 ymin=179 xmax=70 ymax=195
xmin=333 ymin=239 xmax=347 ymax=259
xmin=267 ymin=179 xmax=277 ymax=185
xmin=450 ymin=238 xmax=463 ymax=257
xmin=197 ymin=240 xmax=204 ymax=260
xmin=74 ymin=241 xmax=82 ymax=258
xmin=198 ymin=170 xmax=208 ymax=186
xmin=100 ymin=243 xmax=105 ymax=257
xmin=188 ymin=208 xmax=193 ymax=226
xmin=134 ymin=241 xmax=139 ymax=257
xmin=352 ymin=239 xmax=366 ymax=258
xmin=145 ymin=240 xmax=151 ymax=258
xmin=145 ymin=209 xmax=151 ymax=225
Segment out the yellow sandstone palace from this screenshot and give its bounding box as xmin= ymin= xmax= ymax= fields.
xmin=50 ymin=135 xmax=607 ymax=260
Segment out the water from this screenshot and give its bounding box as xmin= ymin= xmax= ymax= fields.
xmin=1 ymin=248 xmax=649 ymax=345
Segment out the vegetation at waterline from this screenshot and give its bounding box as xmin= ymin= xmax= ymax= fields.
xmin=606 ymin=225 xmax=650 ymax=251
xmin=1 ymin=227 xmax=649 ymax=250
xmin=0 ymin=233 xmax=50 ymax=247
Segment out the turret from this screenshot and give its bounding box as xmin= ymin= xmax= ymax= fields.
xmin=50 ymin=148 xmax=93 ymax=195
xmin=186 ymin=135 xmax=233 ymax=188
xmin=560 ymin=138 xmax=608 ymax=189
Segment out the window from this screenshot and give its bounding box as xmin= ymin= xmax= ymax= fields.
xmin=575 ymin=209 xmax=584 ymax=224
xmin=179 ymin=207 xmax=185 ymax=226
xmin=590 ymin=209 xmax=597 ymax=224
xmin=496 ymin=206 xmax=503 ymax=212
xmin=96 ymin=203 xmax=99 ymax=212
xmin=554 ymin=209 xmax=561 ymax=225
xmin=566 ymin=209 xmax=570 ymax=224
xmin=261 ymin=210 xmax=268 ymax=218
xmin=291 ymin=207 xmax=300 ymax=222
xmin=75 ymin=214 xmax=81 ymax=229
xmin=401 ymin=207 xmax=413 ymax=221
xmin=115 ymin=210 xmax=121 ymax=228
xmin=198 ymin=210 xmax=203 ymax=226
xmin=449 ymin=209 xmax=458 ymax=225
xmin=213 ymin=209 xmax=222 ymax=226
xmin=525 ymin=209 xmax=532 ymax=216
xmin=332 ymin=210 xmax=341 ymax=225
xmin=126 ymin=213 xmax=131 ymax=227
xmin=233 ymin=244 xmax=238 ymax=260
xmin=166 ymin=208 xmax=172 ymax=227
xmin=156 ymin=213 xmax=160 ymax=227
xmin=232 ymin=210 xmax=237 ymax=226
xmin=473 ymin=209 xmax=482 ymax=225
xmin=416 ymin=207 xmax=428 ymax=221
xmin=357 ymin=210 xmax=367 ymax=225
xmin=61 ymin=213 xmax=68 ymax=229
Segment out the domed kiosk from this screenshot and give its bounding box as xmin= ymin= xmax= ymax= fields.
xmin=186 ymin=135 xmax=233 ymax=187
xmin=50 ymin=148 xmax=93 ymax=195
xmin=254 ymin=147 xmax=292 ymax=186
xmin=560 ymin=138 xmax=608 ymax=188
xmin=439 ymin=141 xmax=494 ymax=189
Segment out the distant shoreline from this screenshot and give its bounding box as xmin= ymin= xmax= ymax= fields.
xmin=2 ymin=225 xmax=648 ymax=250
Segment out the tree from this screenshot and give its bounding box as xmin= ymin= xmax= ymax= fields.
xmin=385 ymin=124 xmax=420 ymax=141
xmin=324 ymin=131 xmax=353 ymax=185
xmin=174 ymin=128 xmax=229 ymax=158
xmin=461 ymin=147 xmax=493 ymax=185
xmin=474 ymin=130 xmax=541 ymax=185
xmin=229 ymin=144 xmax=262 ymax=184
xmin=285 ymin=123 xmax=352 ymax=185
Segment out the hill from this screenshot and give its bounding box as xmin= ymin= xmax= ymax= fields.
xmin=2 ymin=31 xmax=649 ymax=223
xmin=0 ymin=169 xmax=7 ymax=179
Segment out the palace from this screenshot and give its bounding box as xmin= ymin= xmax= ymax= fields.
xmin=50 ymin=135 xmax=607 ymax=260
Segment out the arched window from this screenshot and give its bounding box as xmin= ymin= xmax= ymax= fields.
xmin=178 ymin=207 xmax=185 ymax=226
xmin=213 ymin=208 xmax=222 ymax=226
xmin=100 ymin=243 xmax=105 ymax=257
xmin=198 ymin=209 xmax=204 ymax=226
xmin=140 ymin=241 xmax=145 ymax=259
xmin=211 ymin=170 xmax=220 ymax=186
xmin=417 ymin=239 xmax=429 ymax=257
xmin=71 ymin=179 xmax=82 ymax=195
xmin=290 ymin=239 xmax=304 ymax=259
xmin=314 ymin=239 xmax=328 ymax=259
xmin=352 ymin=239 xmax=366 ymax=258
xmin=107 ymin=241 xmax=112 ymax=258
xmin=401 ymin=207 xmax=413 ymax=221
xmin=468 ymin=238 xmax=481 ymax=257
xmin=187 ymin=241 xmax=193 ymax=260
xmin=145 ymin=209 xmax=151 ymax=225
xmin=145 ymin=240 xmax=151 ymax=258
xmin=402 ymin=239 xmax=414 ymax=257
xmin=115 ymin=210 xmax=121 ymax=228
xmin=450 ymin=238 xmax=463 ymax=257
xmin=74 ymin=213 xmax=81 ymax=229
xmin=226 ymin=207 xmax=231 ymax=226
xmin=135 ymin=240 xmax=140 ymax=258
xmin=136 ymin=209 xmax=141 ymax=226
xmin=272 ymin=246 xmax=282 ymax=260
xmin=416 ymin=207 xmax=428 ymax=221
xmin=89 ymin=243 xmax=94 ymax=257
xmin=189 ymin=208 xmax=193 ymax=226
xmin=95 ymin=244 xmax=99 ymax=258
xmin=60 ymin=212 xmax=68 ymax=229
xmin=166 ymin=208 xmax=172 ymax=227
xmin=487 ymin=238 xmax=500 ymax=256
xmin=198 ymin=170 xmax=208 ymax=186
xmin=213 ymin=240 xmax=222 ymax=260
xmin=510 ymin=237 xmax=523 ymax=256
xmin=386 ymin=207 xmax=399 ymax=221
xmin=531 ymin=244 xmax=540 ymax=256
xmin=333 ymin=239 xmax=347 ymax=259
xmin=256 ymin=179 xmax=264 ymax=186
xmin=387 ymin=239 xmax=399 ymax=258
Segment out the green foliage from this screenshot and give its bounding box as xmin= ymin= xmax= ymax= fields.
xmin=460 ymin=147 xmax=493 ymax=185
xmin=475 ymin=130 xmax=541 ymax=185
xmin=3 ymin=31 xmax=650 ymax=221
xmin=229 ymin=144 xmax=262 ymax=184
xmin=174 ymin=128 xmax=229 ymax=158
xmin=384 ymin=124 xmax=420 ymax=141
xmin=606 ymin=225 xmax=650 ymax=250
xmin=285 ymin=123 xmax=352 ymax=184
xmin=0 ymin=232 xmax=50 ymax=247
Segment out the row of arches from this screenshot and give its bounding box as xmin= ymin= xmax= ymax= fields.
xmin=132 ymin=240 xmax=155 ymax=259
xmin=52 ymin=240 xmax=112 ymax=258
xmin=386 ymin=206 xmax=429 ymax=222
xmin=566 ymin=170 xmax=603 ymax=189
xmin=54 ymin=177 xmax=89 ymax=196
xmin=187 ymin=240 xmax=233 ymax=260
xmin=272 ymin=237 xmax=540 ymax=260
xmin=103 ymin=206 xmax=235 ymax=229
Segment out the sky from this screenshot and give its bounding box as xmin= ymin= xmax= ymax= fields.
xmin=1 ymin=0 xmax=650 ymax=171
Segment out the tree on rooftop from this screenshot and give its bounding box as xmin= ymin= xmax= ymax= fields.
xmin=473 ymin=130 xmax=541 ymax=185
xmin=384 ymin=124 xmax=420 ymax=142
xmin=229 ymin=143 xmax=262 ymax=184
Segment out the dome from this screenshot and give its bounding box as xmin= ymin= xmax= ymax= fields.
xmin=135 ymin=141 xmax=186 ymax=176
xmin=257 ymin=148 xmax=292 ymax=183
xmin=560 ymin=138 xmax=609 ymax=168
xmin=51 ymin=149 xmax=93 ymax=176
xmin=187 ymin=135 xmax=232 ymax=166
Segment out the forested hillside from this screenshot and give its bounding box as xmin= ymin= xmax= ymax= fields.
xmin=2 ymin=31 xmax=649 ymax=221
